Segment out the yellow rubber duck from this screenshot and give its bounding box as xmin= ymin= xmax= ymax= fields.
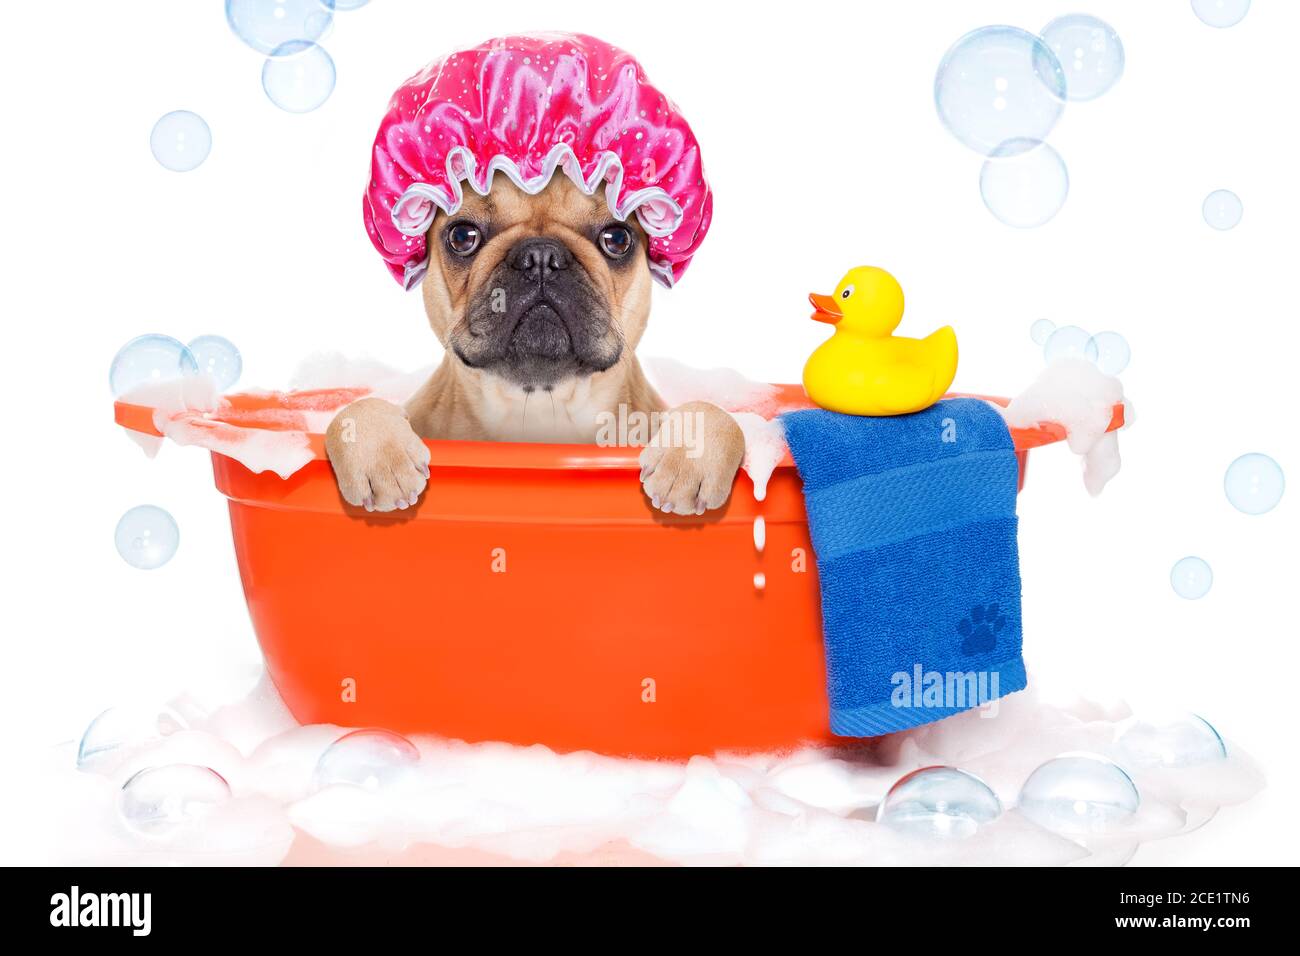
xmin=803 ymin=266 xmax=958 ymax=416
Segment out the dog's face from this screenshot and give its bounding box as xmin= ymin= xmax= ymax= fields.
xmin=420 ymin=176 xmax=653 ymax=391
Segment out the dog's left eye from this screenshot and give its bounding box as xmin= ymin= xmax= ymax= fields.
xmin=598 ymin=225 xmax=634 ymax=259
xmin=446 ymin=222 xmax=482 ymax=257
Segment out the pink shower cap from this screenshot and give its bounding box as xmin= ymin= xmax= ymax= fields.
xmin=363 ymin=33 xmax=712 ymax=290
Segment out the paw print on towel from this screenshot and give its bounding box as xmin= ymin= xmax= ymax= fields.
xmin=957 ymin=603 xmax=1006 ymax=655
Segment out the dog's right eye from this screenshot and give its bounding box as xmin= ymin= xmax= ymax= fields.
xmin=446 ymin=222 xmax=482 ymax=257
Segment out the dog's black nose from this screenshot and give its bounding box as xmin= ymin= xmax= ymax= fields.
xmin=509 ymin=238 xmax=571 ymax=278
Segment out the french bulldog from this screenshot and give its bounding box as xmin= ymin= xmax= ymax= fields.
xmin=325 ymin=174 xmax=744 ymax=515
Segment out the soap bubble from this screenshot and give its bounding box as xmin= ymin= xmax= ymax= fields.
xmin=935 ymin=26 xmax=1067 ymax=156
xmin=1030 ymin=318 xmax=1056 ymax=345
xmin=1225 ymin=453 xmax=1285 ymax=515
xmin=980 ymin=138 xmax=1069 ymax=228
xmin=1088 ymin=331 xmax=1131 ymax=375
xmin=1114 ymin=713 xmax=1227 ymax=769
xmin=314 ymin=729 xmax=420 ymax=791
xmin=1018 ymin=753 xmax=1139 ymax=835
xmin=115 ymin=505 xmax=180 ymax=570
xmin=1203 ymin=189 xmax=1242 ymax=230
xmin=331 ymin=0 xmax=370 ymax=9
xmin=1040 ymin=15 xmax=1124 ymax=101
xmin=262 ymin=41 xmax=336 ymax=113
xmin=109 ymin=334 xmax=199 ymax=397
xmin=1043 ymin=325 xmax=1099 ymax=363
xmin=225 ymin=0 xmax=333 ymax=55
xmin=149 ymin=111 xmax=211 ymax=173
xmin=876 ymin=766 xmax=1002 ymax=839
xmin=77 ymin=706 xmax=187 ymax=772
xmin=1171 ymin=556 xmax=1213 ymax=600
xmin=1192 ymin=0 xmax=1251 ymax=29
xmin=119 ymin=764 xmax=231 ymax=838
xmin=187 ymin=335 xmax=243 ymax=392
xmin=1225 ymin=453 xmax=1285 ymax=514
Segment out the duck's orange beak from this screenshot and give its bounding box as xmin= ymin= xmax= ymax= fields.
xmin=809 ymin=293 xmax=842 ymax=324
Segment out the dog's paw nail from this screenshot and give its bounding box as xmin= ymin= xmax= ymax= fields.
xmin=395 ymin=499 xmax=408 ymax=510
xmin=661 ymin=502 xmax=674 ymax=514
xmin=408 ymin=492 xmax=420 ymax=507
xmin=650 ymin=496 xmax=660 ymax=508
xmin=363 ymin=499 xmax=374 ymax=512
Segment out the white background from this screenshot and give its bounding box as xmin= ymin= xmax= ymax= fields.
xmin=1 ymin=1 xmax=1295 ymax=864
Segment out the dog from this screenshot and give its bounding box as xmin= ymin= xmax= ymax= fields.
xmin=325 ymin=174 xmax=744 ymax=515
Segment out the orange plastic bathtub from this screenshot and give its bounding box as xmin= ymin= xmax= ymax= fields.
xmin=115 ymin=386 xmax=1123 ymax=758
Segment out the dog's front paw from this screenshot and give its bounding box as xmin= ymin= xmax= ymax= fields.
xmin=639 ymin=401 xmax=744 ymax=515
xmin=325 ymin=398 xmax=431 ymax=513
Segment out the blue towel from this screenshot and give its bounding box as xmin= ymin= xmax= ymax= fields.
xmin=781 ymin=399 xmax=1026 ymax=736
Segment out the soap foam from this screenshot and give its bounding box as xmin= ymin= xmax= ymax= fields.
xmin=22 ymin=674 xmax=1261 ymax=867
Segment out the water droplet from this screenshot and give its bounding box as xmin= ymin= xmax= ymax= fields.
xmin=119 ymin=764 xmax=231 ymax=837
xmin=77 ymin=706 xmax=187 ymax=772
xmin=1018 ymin=753 xmax=1139 ymax=835
xmin=935 ymin=26 xmax=1066 ymax=155
xmin=109 ymin=334 xmax=199 ymax=397
xmin=752 ymin=516 xmax=766 ymax=552
xmin=1088 ymin=331 xmax=1131 ymax=375
xmin=1114 ymin=713 xmax=1227 ymax=769
xmin=877 ymin=766 xmax=1002 ymax=838
xmin=115 ymin=506 xmax=180 ymax=570
xmin=149 ymin=111 xmax=211 ymax=172
xmin=1043 ymin=325 xmax=1098 ymax=363
xmin=980 ymin=139 xmax=1069 ymax=228
xmin=314 ymin=729 xmax=419 ymax=791
xmin=1203 ymin=189 xmax=1242 ymax=230
xmin=1224 ymin=453 xmax=1285 ymax=515
xmin=752 ymin=572 xmax=766 ymax=592
xmin=1171 ymin=556 xmax=1213 ymax=600
xmin=262 ymin=41 xmax=336 ymax=113
xmin=225 ymin=0 xmax=333 ymax=55
xmin=187 ymin=335 xmax=243 ymax=391
xmin=1040 ymin=15 xmax=1124 ymax=101
xmin=1192 ymin=0 xmax=1251 ymax=29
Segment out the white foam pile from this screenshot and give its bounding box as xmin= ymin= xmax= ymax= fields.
xmin=17 ymin=678 xmax=1260 ymax=866
xmin=117 ymin=354 xmax=1128 ymax=499
xmin=998 ymin=358 xmax=1128 ymax=496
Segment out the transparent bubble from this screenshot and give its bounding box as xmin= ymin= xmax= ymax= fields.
xmin=262 ymin=41 xmax=336 ymax=114
xmin=1224 ymin=453 xmax=1285 ymax=515
xmin=331 ymin=0 xmax=370 ymax=9
xmin=1192 ymin=0 xmax=1251 ymax=29
xmin=314 ymin=729 xmax=420 ymax=791
xmin=1088 ymin=331 xmax=1131 ymax=375
xmin=1043 ymin=325 xmax=1099 ymax=363
xmin=115 ymin=505 xmax=180 ymax=570
xmin=1171 ymin=556 xmax=1213 ymax=600
xmin=119 ymin=764 xmax=231 ymax=838
xmin=1114 ymin=713 xmax=1227 ymax=770
xmin=1018 ymin=753 xmax=1139 ymax=835
xmin=149 ymin=111 xmax=211 ymax=173
xmin=1040 ymin=15 xmax=1124 ymax=102
xmin=1030 ymin=318 xmax=1056 ymax=345
xmin=77 ymin=706 xmax=187 ymax=772
xmin=187 ymin=335 xmax=243 ymax=392
xmin=980 ymin=138 xmax=1069 ymax=228
xmin=876 ymin=766 xmax=1002 ymax=839
xmin=109 ymin=334 xmax=199 ymax=397
xmin=1203 ymin=189 xmax=1242 ymax=230
xmin=225 ymin=0 xmax=333 ymax=56
xmin=935 ymin=26 xmax=1067 ymax=156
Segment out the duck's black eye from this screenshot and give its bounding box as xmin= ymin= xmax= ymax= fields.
xmin=598 ymin=224 xmax=634 ymax=260
xmin=841 ymin=285 xmax=855 ymax=299
xmin=446 ymin=222 xmax=482 ymax=257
